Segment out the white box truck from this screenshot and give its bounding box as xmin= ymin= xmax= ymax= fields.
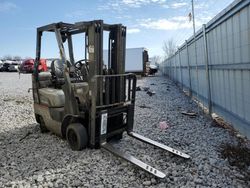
xmin=103 ymin=47 xmax=149 ymax=76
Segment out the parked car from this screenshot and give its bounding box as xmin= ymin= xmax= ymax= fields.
xmin=38 ymin=59 xmax=48 ymax=72
xmin=0 ymin=63 xmax=10 ymax=72
xmin=148 ymin=64 xmax=158 ymax=75
xmin=8 ymin=63 xmax=19 ymax=72
xmin=20 ymin=59 xmax=48 ymax=73
xmin=19 ymin=59 xmax=33 ymax=73
xmin=0 ymin=61 xmax=3 ymax=70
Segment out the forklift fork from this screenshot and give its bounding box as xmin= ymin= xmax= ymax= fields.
xmin=99 ymin=112 xmax=190 ymax=178
xmin=101 ymin=143 xmax=166 ymax=178
xmin=128 ymin=132 xmax=190 ymax=159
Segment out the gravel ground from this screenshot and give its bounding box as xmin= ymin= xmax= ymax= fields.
xmin=0 ymin=72 xmax=249 ymax=187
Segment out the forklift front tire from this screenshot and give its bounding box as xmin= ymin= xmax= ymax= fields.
xmin=66 ymin=123 xmax=88 ymax=151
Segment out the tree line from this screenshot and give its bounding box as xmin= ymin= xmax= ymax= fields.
xmin=150 ymin=38 xmax=177 ymax=65
xmin=0 ymin=55 xmax=24 ymax=61
xmin=2 ymin=39 xmax=177 ymax=64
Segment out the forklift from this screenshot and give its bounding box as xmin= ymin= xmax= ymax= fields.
xmin=32 ymin=20 xmax=190 ymax=178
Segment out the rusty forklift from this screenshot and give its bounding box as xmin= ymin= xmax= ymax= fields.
xmin=32 ymin=20 xmax=190 ymax=178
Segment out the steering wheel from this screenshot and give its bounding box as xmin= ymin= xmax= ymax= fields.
xmin=73 ymin=59 xmax=89 ymax=81
xmin=74 ymin=59 xmax=87 ymax=69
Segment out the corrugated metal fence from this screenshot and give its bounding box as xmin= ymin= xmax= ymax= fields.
xmin=160 ymin=0 xmax=250 ymax=138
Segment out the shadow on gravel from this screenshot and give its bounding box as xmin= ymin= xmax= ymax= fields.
xmin=220 ymin=143 xmax=250 ymax=169
xmin=0 ymin=124 xmax=163 ymax=180
xmin=0 ymin=123 xmax=39 ymax=143
xmin=0 ymin=123 xmax=78 ymax=178
xmin=220 ymin=142 xmax=250 ymax=182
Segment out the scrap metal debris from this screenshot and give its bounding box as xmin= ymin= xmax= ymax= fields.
xmin=138 ymin=105 xmax=152 ymax=109
xmin=3 ymin=98 xmax=13 ymax=102
xmin=211 ymin=117 xmax=234 ymax=131
xmin=136 ymin=86 xmax=142 ymax=91
xmin=146 ymin=90 xmax=155 ymax=96
xmin=136 ymin=86 xmax=156 ymax=97
xmin=181 ymin=111 xmax=197 ymax=118
xmin=19 ymin=131 xmax=32 ymax=142
xmin=15 ymin=100 xmax=25 ymax=105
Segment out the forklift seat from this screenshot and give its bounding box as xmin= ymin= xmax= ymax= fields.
xmin=38 ymin=72 xmax=52 ymax=88
xmin=51 ymin=59 xmax=65 ymax=87
xmin=39 ymin=88 xmax=65 ymax=107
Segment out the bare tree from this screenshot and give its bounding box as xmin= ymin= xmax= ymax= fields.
xmin=150 ymin=55 xmax=162 ymax=65
xmin=13 ymin=56 xmax=22 ymax=61
xmin=162 ymin=38 xmax=177 ymax=59
xmin=2 ymin=55 xmax=13 ymax=61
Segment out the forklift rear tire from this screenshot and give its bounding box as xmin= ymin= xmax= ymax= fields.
xmin=35 ymin=114 xmax=49 ymax=133
xmin=66 ymin=123 xmax=88 ymax=151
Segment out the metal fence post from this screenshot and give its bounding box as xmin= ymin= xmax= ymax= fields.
xmin=169 ymin=60 xmax=170 ymax=78
xmin=203 ymin=24 xmax=212 ymax=115
xmin=171 ymin=58 xmax=173 ymax=80
xmin=174 ymin=55 xmax=177 ymax=83
xmin=178 ymin=48 xmax=183 ymax=89
xmin=168 ymin=60 xmax=170 ymax=78
xmin=170 ymin=59 xmax=172 ymax=79
xmin=186 ymin=40 xmax=192 ymax=97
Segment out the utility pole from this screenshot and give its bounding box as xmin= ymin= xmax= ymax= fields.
xmin=191 ymin=0 xmax=196 ymax=35
xmin=191 ymin=0 xmax=200 ymax=113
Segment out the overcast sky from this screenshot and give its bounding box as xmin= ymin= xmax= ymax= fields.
xmin=0 ymin=0 xmax=233 ymax=59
